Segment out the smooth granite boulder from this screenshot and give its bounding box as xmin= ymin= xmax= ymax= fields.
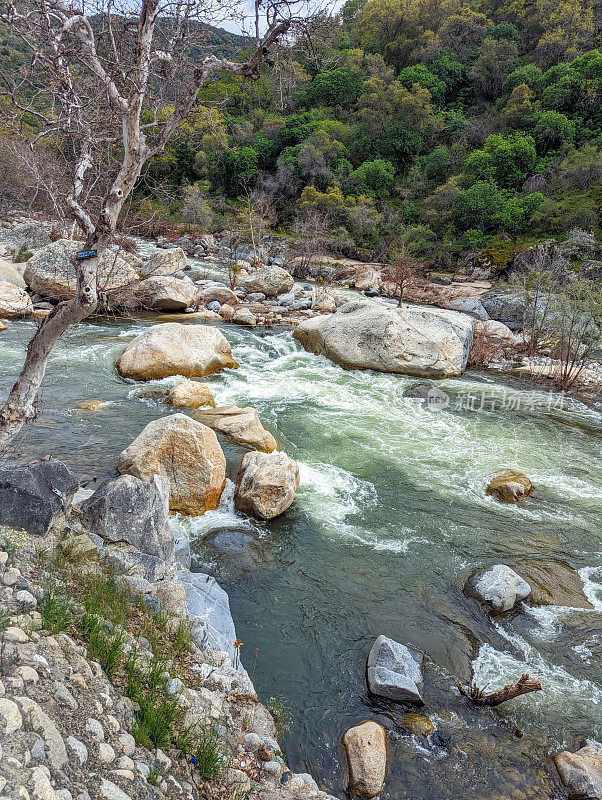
xmin=467 ymin=564 xmax=531 ymax=612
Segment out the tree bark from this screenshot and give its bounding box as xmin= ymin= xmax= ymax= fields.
xmin=456 ymin=673 xmax=542 ymax=706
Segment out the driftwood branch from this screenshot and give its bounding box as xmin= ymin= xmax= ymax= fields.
xmin=455 ymin=673 xmax=542 ymax=706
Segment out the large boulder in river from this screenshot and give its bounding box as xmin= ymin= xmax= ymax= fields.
xmin=486 ymin=470 xmax=534 ymax=503
xmin=237 ymin=265 xmax=294 ymax=297
xmin=199 ymin=285 xmax=239 ymax=306
xmin=117 ymin=414 xmax=226 ymax=515
xmin=234 ymin=451 xmax=299 ymax=519
xmin=554 ymin=742 xmax=602 ymax=799
xmin=136 ymin=275 xmax=199 ymax=310
xmin=513 ymin=561 xmax=593 ymax=609
xmin=0 ymin=460 xmax=79 ymax=536
xmin=366 ymin=635 xmax=424 ymax=705
xmin=0 ymin=280 xmax=33 ymax=318
xmin=194 ymin=406 xmax=277 ymax=452
xmin=342 ymin=721 xmax=387 ymax=799
xmin=0 ymin=258 xmax=26 ymax=289
xmin=115 ymin=323 xmax=238 ymax=380
xmin=80 ymin=474 xmax=174 ymax=561
xmin=140 ymin=247 xmax=188 ymax=277
xmin=293 ymin=300 xmax=473 ymax=378
xmin=24 ymin=240 xmax=137 ymax=302
xmin=466 ymin=564 xmax=531 ymax=613
xmin=166 ymin=380 xmax=215 ymax=409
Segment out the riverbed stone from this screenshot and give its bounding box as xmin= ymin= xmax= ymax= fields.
xmin=166 ymin=381 xmax=215 ymax=409
xmin=199 ymin=285 xmax=239 ymax=306
xmin=237 ymin=266 xmax=294 ymax=297
xmin=366 ymin=635 xmax=424 ymax=704
xmin=24 ymin=240 xmax=137 ymax=302
xmin=0 ymin=258 xmax=27 ymax=288
xmin=117 ymin=414 xmax=226 ymax=515
xmin=115 ymin=323 xmax=238 ymax=380
xmin=467 ymin=564 xmax=531 ymax=612
xmin=194 ymin=406 xmax=277 ymax=452
xmin=342 ymin=721 xmax=387 ymax=799
xmin=0 ymin=280 xmax=33 ymax=317
xmin=0 ymin=459 xmax=79 ymax=536
xmin=136 ymin=275 xmax=199 ymax=310
xmin=80 ymin=474 xmax=174 ymax=561
xmin=401 ymin=712 xmax=434 ymax=737
xmin=234 ymin=451 xmax=299 ymax=520
xmin=486 ymin=470 xmax=534 ymax=503
xmin=293 ymin=300 xmax=474 ymax=378
xmin=554 ymin=742 xmax=602 ymax=799
xmin=140 ymin=247 xmax=187 ymax=277
xmin=513 ymin=561 xmax=593 ymax=609
xmin=232 ymin=307 xmax=257 ymax=327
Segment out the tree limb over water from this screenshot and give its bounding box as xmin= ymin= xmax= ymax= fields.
xmin=455 ymin=673 xmax=542 ymax=706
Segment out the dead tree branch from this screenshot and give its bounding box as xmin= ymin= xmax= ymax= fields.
xmin=455 ymin=673 xmax=543 ymax=706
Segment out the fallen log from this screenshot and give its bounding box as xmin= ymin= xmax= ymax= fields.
xmin=455 ymin=673 xmax=542 ymax=706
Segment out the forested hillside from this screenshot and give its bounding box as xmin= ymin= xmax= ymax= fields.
xmin=134 ymin=0 xmax=601 ymax=268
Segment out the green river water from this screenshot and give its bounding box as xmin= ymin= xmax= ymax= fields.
xmin=1 ymin=309 xmax=601 ymax=800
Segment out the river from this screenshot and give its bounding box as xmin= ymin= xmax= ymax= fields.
xmin=1 ymin=306 xmax=601 ymax=799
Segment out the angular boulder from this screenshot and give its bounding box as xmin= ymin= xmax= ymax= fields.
xmin=24 ymin=240 xmax=137 ymax=302
xmin=166 ymin=381 xmax=215 ymax=409
xmin=554 ymin=742 xmax=602 ymax=799
xmin=232 ymin=307 xmax=256 ymax=327
xmin=115 ymin=323 xmax=238 ymax=380
xmin=79 ymin=474 xmax=174 ymax=561
xmin=342 ymin=721 xmax=387 ymax=799
xmin=0 ymin=460 xmax=79 ymax=536
xmin=0 ymin=259 xmax=27 ymax=289
xmin=173 ymin=571 xmax=238 ymax=662
xmin=234 ymin=451 xmax=299 ymax=520
xmin=0 ymin=280 xmax=33 ymax=318
xmin=117 ymin=413 xmax=226 ymax=515
xmin=136 ymin=275 xmax=199 ymax=310
xmin=293 ymin=300 xmax=474 ymax=379
xmin=311 ymin=293 xmax=336 ymax=313
xmin=467 ymin=564 xmax=531 ymax=613
xmin=486 ymin=470 xmax=534 ymax=503
xmin=237 ymin=265 xmax=294 ymax=297
xmin=366 ymin=635 xmax=424 ymax=704
xmin=194 ymin=406 xmax=277 ymax=452
xmin=140 ymin=247 xmax=187 ymax=277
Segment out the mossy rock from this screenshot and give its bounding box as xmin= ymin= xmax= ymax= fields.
xmin=402 ymin=712 xmax=434 ymax=737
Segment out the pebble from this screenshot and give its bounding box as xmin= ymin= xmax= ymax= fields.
xmin=5 ymin=626 xmax=30 ymax=642
xmin=19 ymin=666 xmax=39 ymax=684
xmin=166 ymin=677 xmax=183 ymax=695
xmin=54 ymin=684 xmax=78 ymax=711
xmin=117 ymin=733 xmax=135 ymax=756
xmin=116 ymin=756 xmax=135 ymax=770
xmin=100 ymin=779 xmax=132 ymax=800
xmin=0 ymin=697 xmax=23 ymax=734
xmin=136 ymin=762 xmax=150 ymax=779
xmin=66 ymin=736 xmax=88 ymax=765
xmin=29 ymin=766 xmax=56 ymax=800
xmin=85 ymin=718 xmax=105 ymax=741
xmin=16 ymin=590 xmax=37 ymax=608
xmin=56 ymin=791 xmax=72 ymax=800
xmin=30 ymin=735 xmax=46 ymax=760
xmin=99 ymin=743 xmax=116 ymax=764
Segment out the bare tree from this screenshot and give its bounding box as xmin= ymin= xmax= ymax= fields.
xmin=382 ymin=251 xmax=426 ymax=306
xmin=550 ymin=281 xmax=602 ymax=390
xmin=0 ymin=0 xmax=304 ymax=447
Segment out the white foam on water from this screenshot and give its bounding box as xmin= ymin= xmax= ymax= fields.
xmin=580 ymin=566 xmax=602 ymax=611
xmin=170 ymin=479 xmax=262 ymax=543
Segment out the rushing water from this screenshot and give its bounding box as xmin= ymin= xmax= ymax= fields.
xmin=2 ymin=314 xmax=602 ymax=800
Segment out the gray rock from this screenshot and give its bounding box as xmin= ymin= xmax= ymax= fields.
xmin=100 ymin=779 xmax=132 ymax=800
xmin=54 ymin=683 xmax=78 ymax=711
xmin=289 ymin=298 xmax=312 ymax=311
xmin=30 ymin=735 xmax=46 ymax=760
xmin=117 ymin=733 xmax=135 ymax=757
xmin=366 ymin=635 xmax=424 ymax=704
xmin=0 ymin=697 xmax=23 ymax=735
xmin=232 ymin=307 xmax=256 ymax=327
xmin=16 ymin=696 xmax=68 ymax=768
xmin=467 ymin=564 xmax=531 ymax=612
xmin=166 ymin=677 xmax=183 ymax=695
xmin=480 ymin=290 xmax=526 ymax=331
xmin=442 ymin=296 xmax=489 ymax=320
xmin=173 ymin=571 xmax=238 ymax=662
xmin=16 ymin=590 xmax=36 ymax=608
xmin=66 ymin=736 xmax=88 ymax=765
xmin=0 ymin=459 xmax=79 ymax=536
xmin=0 ymin=221 xmax=51 ymax=253
xmin=136 ymin=275 xmax=199 ymax=311
xmin=85 ymin=718 xmax=105 ymax=742
xmin=237 ymin=265 xmax=294 ymax=297
xmin=234 ymin=451 xmax=299 ymax=520
xmin=80 ymin=474 xmax=174 ymax=561
xmin=207 ymin=300 xmax=221 ymax=312
xmin=140 ymin=247 xmax=188 ymax=277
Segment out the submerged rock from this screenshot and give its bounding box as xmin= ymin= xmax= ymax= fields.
xmin=80 ymin=474 xmax=174 ymax=561
xmin=0 ymin=280 xmax=33 ymax=318
xmin=75 ymin=399 xmax=110 ymax=411
xmin=293 ymin=300 xmax=474 ymax=378
xmin=342 ymin=720 xmax=387 ymax=799
xmin=0 ymin=460 xmax=79 ymax=536
xmin=194 ymin=406 xmax=277 ymax=452
xmin=366 ymin=634 xmax=424 ymax=704
xmin=24 ymin=239 xmax=137 ymax=302
xmin=166 ymin=380 xmax=215 ymax=409
xmin=115 ymin=323 xmax=238 ymax=380
xmin=234 ymin=451 xmax=299 ymax=520
xmin=401 ymin=712 xmax=434 ymax=737
xmin=554 ymin=741 xmax=602 ymax=799
xmin=486 ymin=470 xmax=534 ymax=503
xmin=467 ymin=564 xmax=531 ymax=612
xmin=117 ymin=414 xmax=226 ymax=515
xmin=514 ymin=561 xmax=593 ymax=609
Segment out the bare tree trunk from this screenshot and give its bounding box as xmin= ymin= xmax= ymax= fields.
xmin=456 ymin=673 xmax=542 ymax=706
xmin=0 ymin=236 xmax=104 ymax=449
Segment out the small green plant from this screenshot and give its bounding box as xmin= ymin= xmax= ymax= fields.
xmin=173 ymin=620 xmax=192 ymax=662
xmin=127 ymin=654 xmax=182 ymax=749
xmin=80 ymin=613 xmax=125 ymax=677
xmin=0 ymin=608 xmax=12 ymax=675
xmin=147 ymin=767 xmax=161 ymax=786
xmin=14 ymin=244 xmax=33 ymax=262
xmin=179 ymin=722 xmax=228 ymax=780
xmin=40 ymin=585 xmax=72 ymax=634
xmin=4 ymin=540 xmax=18 ymax=565
xmin=266 ymin=696 xmax=293 ymax=737
xmin=82 ymin=573 xmax=131 ymax=626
